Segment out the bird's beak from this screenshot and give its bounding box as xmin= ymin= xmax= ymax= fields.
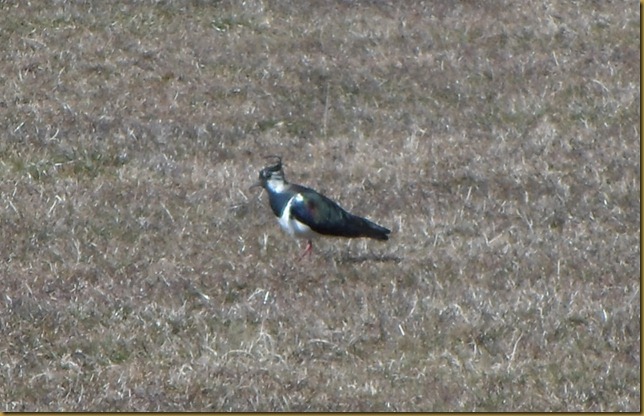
xmin=249 ymin=181 xmax=263 ymax=191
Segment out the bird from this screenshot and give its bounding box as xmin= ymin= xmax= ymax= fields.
xmin=251 ymin=156 xmax=391 ymax=259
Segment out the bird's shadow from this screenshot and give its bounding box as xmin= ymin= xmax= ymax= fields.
xmin=335 ymin=252 xmax=402 ymax=264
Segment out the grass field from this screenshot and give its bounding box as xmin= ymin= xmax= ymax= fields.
xmin=0 ymin=0 xmax=640 ymax=411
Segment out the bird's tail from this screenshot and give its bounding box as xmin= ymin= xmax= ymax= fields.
xmin=350 ymin=216 xmax=391 ymax=241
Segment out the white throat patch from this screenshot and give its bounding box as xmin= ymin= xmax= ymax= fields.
xmin=266 ymin=177 xmax=287 ymax=193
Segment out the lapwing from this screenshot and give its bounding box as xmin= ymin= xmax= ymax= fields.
xmin=251 ymin=156 xmax=391 ymax=258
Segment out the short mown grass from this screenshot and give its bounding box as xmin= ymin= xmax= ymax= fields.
xmin=0 ymin=0 xmax=639 ymax=411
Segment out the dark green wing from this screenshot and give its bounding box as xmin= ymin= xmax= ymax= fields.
xmin=289 ymin=185 xmax=390 ymax=240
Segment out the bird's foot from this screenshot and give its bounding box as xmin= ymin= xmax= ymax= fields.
xmin=297 ymin=240 xmax=313 ymax=261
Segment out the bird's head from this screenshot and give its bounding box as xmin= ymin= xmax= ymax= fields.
xmin=250 ymin=155 xmax=287 ymax=192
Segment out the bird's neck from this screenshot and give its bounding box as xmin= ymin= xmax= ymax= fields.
xmin=265 ymin=176 xmax=288 ymax=194
xmin=264 ymin=177 xmax=293 ymax=217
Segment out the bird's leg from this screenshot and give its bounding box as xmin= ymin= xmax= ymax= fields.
xmin=297 ymin=240 xmax=313 ymax=261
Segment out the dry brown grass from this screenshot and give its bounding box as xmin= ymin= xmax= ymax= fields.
xmin=0 ymin=0 xmax=640 ymax=411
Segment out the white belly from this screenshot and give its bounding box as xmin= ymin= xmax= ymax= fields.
xmin=278 ymin=196 xmax=317 ymax=240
